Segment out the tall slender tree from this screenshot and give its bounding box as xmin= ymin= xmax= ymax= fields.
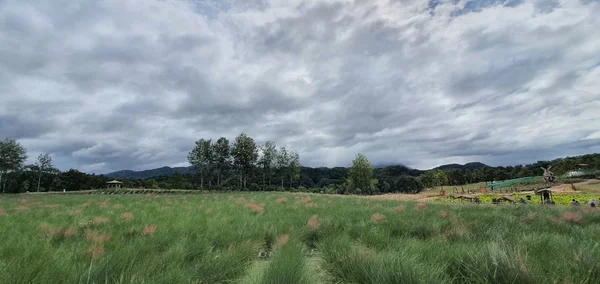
xmin=188 ymin=139 xmax=214 ymax=189
xmin=0 ymin=138 xmax=28 ymax=193
xmin=231 ymin=133 xmax=258 ymax=190
xmin=259 ymin=141 xmax=277 ymax=189
xmin=275 ymin=146 xmax=290 ymax=189
xmin=288 ymin=151 xmax=301 ymax=188
xmin=35 ymin=153 xmax=53 ymax=192
xmin=213 ymin=137 xmax=231 ymax=186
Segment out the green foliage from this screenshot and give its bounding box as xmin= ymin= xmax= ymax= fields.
xmin=347 ymin=153 xmax=378 ymax=193
xmin=0 ymin=138 xmax=28 ymax=192
xmin=232 ymin=133 xmax=259 ymax=189
xmin=35 ymin=153 xmax=53 ymax=192
xmin=187 ymin=138 xmax=215 ymax=188
xmin=259 ymin=141 xmax=277 ymax=189
xmin=213 ymin=137 xmax=232 ymax=185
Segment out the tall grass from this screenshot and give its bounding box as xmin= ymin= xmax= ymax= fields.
xmin=259 ymin=241 xmax=310 ymax=284
xmin=2 ymin=192 xmax=600 ymax=283
xmin=319 ymin=236 xmax=446 ymax=284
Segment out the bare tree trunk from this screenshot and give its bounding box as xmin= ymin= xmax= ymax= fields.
xmin=0 ymin=172 xmax=3 ymax=193
xmin=37 ymin=170 xmax=42 ymax=192
xmin=262 ymin=171 xmax=265 ymax=191
xmin=290 ymin=176 xmax=293 ymax=188
xmin=281 ymin=178 xmax=284 ymax=190
xmin=200 ymin=173 xmax=204 ymax=190
xmin=217 ymin=172 xmax=221 ymax=186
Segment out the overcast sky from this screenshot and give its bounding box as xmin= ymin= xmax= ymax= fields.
xmin=1 ymin=0 xmax=599 ymax=173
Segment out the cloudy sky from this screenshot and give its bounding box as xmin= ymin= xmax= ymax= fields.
xmin=1 ymin=0 xmax=599 ymax=173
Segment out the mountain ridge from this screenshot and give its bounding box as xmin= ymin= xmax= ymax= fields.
xmin=105 ymin=162 xmax=489 ymax=180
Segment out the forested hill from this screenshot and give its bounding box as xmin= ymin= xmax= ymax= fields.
xmin=432 ymin=162 xmax=488 ymax=171
xmin=107 ymin=166 xmax=195 ymax=180
xmin=107 ymin=163 xmax=445 ymax=180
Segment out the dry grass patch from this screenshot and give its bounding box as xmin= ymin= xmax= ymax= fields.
xmin=562 ymin=212 xmax=583 ymax=224
xmin=307 ymin=215 xmax=320 ymax=229
xmin=415 ymin=203 xmax=426 ymax=211
xmin=63 ymin=227 xmax=76 ymax=238
xmin=371 ymin=213 xmax=385 ymax=222
xmin=121 ymin=212 xmax=134 ymax=221
xmin=244 ymin=203 xmax=265 ymax=215
xmin=93 ymin=217 xmax=108 ymax=225
xmin=277 ymin=234 xmax=290 ymax=248
xmin=143 ymin=225 xmax=157 ymax=236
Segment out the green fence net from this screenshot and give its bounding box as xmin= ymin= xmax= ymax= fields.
xmin=487 ymin=177 xmax=540 ymax=189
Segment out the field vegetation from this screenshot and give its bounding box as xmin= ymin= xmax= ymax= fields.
xmin=2 ymin=192 xmax=600 ymax=283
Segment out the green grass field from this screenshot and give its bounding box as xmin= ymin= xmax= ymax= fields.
xmin=2 ymin=192 xmax=600 ymax=283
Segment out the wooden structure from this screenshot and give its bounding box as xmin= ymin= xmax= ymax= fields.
xmin=534 ymin=188 xmax=554 ymax=204
xmin=541 ymin=166 xmax=555 ymax=183
xmin=106 ymin=180 xmax=123 ymax=189
xmin=449 ymin=195 xmax=480 ymax=203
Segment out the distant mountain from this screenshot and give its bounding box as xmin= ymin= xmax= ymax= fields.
xmin=373 ymin=162 xmax=412 ymax=169
xmin=107 ymin=166 xmax=195 ymax=180
xmin=106 ymin=162 xmax=488 ymax=180
xmin=433 ymin=162 xmax=489 ymax=171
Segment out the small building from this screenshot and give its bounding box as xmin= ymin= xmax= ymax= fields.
xmin=534 ymin=188 xmax=554 ymax=204
xmin=106 ymin=180 xmax=123 ymax=189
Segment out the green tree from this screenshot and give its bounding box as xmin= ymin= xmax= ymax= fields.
xmin=258 ymin=141 xmax=277 ymax=189
xmin=35 ymin=153 xmax=53 ymax=192
xmin=231 ymin=133 xmax=258 ymax=190
xmin=61 ymin=169 xmax=88 ymax=191
xmin=288 ymin=151 xmax=301 ymax=188
xmin=347 ymin=153 xmax=377 ymax=193
xmin=433 ymin=170 xmax=449 ymax=186
xmin=275 ymin=146 xmax=290 ymax=189
xmin=188 ymin=139 xmax=214 ymax=189
xmin=213 ymin=137 xmax=231 ymax=186
xmin=0 ymin=138 xmax=28 ymax=193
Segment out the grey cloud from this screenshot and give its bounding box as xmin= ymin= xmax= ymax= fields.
xmin=534 ymin=0 xmax=560 ymax=14
xmin=0 ymin=114 xmax=54 ymax=139
xmin=1 ymin=0 xmax=599 ymax=173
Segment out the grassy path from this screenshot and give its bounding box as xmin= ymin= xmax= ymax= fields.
xmin=239 ymin=256 xmax=327 ymax=284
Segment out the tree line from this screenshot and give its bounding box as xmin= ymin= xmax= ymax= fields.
xmin=187 ymin=133 xmax=301 ymax=190
xmin=0 ymin=138 xmax=109 ymax=193
xmin=1 ymin=136 xmax=599 ymax=194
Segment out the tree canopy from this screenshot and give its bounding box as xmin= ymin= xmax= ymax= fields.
xmin=347 ymin=153 xmax=377 ymax=194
